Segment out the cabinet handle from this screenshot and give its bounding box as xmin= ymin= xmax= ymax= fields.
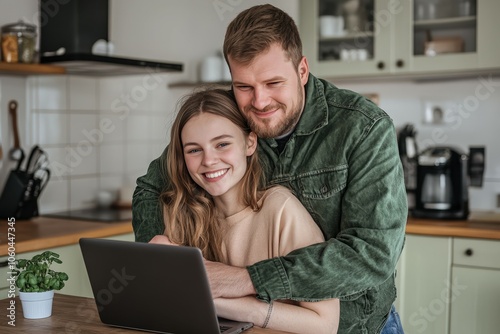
xmin=464 ymin=248 xmax=473 ymax=256
xmin=0 ymin=260 xmax=8 ymax=267
xmin=377 ymin=61 xmax=385 ymax=70
xmin=396 ymin=59 xmax=404 ymax=68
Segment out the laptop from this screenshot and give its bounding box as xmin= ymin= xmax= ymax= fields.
xmin=79 ymin=238 xmax=253 ymax=334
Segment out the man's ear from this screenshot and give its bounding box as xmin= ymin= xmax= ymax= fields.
xmin=298 ymin=56 xmax=309 ymax=86
xmin=246 ymin=132 xmax=258 ymax=156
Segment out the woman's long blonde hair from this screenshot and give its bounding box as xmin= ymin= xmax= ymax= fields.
xmin=161 ymin=89 xmax=263 ymax=262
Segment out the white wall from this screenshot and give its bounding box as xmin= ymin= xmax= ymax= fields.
xmin=0 ymin=0 xmax=498 ymax=213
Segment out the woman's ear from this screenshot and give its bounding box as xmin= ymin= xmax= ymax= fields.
xmin=246 ymin=132 xmax=258 ymax=156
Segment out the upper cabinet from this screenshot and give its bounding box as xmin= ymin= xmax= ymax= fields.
xmin=300 ymin=0 xmax=500 ymax=79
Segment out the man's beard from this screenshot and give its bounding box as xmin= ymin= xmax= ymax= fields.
xmin=244 ymin=83 xmax=304 ymax=139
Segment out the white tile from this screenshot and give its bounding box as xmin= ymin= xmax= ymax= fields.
xmin=38 ymin=178 xmax=69 ymax=214
xmin=99 ymin=144 xmax=125 ymax=174
xmin=38 ymin=113 xmax=69 ymax=145
xmin=149 ymin=115 xmax=170 ymax=141
xmin=36 ymin=76 xmax=67 ymax=110
xmin=98 ymin=114 xmax=126 ymax=143
xmin=44 ymin=147 xmax=71 ymax=181
xmin=65 ymin=144 xmax=98 ymax=176
xmin=123 ymin=76 xmax=153 ymax=112
xmin=99 ymin=175 xmax=123 ymax=195
xmin=69 ymin=114 xmax=98 ymax=145
xmin=98 ymin=77 xmax=126 ymax=111
xmin=69 ymin=177 xmax=99 ymax=210
xmin=69 ymin=76 xmax=98 ymax=111
xmin=126 ymin=115 xmax=150 ymax=141
xmin=125 ymin=143 xmax=151 ymax=175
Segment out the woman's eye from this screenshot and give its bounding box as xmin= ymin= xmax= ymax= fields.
xmin=186 ymin=148 xmax=200 ymax=154
xmin=217 ymin=142 xmax=230 ymax=148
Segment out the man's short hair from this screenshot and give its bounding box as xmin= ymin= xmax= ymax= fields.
xmin=223 ymin=4 xmax=303 ymax=69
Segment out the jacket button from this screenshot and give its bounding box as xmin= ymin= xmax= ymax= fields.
xmin=321 ymin=185 xmax=328 ymax=193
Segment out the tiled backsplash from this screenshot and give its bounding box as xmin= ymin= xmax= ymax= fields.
xmin=0 ymin=74 xmax=189 ymax=214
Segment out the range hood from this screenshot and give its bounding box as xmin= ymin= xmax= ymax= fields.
xmin=39 ymin=0 xmax=183 ymax=76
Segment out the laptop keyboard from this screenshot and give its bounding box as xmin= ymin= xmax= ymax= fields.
xmin=220 ymin=325 xmax=231 ymax=332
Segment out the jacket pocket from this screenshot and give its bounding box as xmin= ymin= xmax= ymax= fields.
xmin=298 ymin=165 xmax=348 ymax=199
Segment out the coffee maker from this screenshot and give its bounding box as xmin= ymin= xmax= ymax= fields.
xmin=413 ymin=146 xmax=469 ymax=219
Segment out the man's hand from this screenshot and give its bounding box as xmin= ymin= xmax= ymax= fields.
xmin=204 ymin=259 xmax=256 ymax=299
xmin=149 ymin=235 xmax=256 ymax=299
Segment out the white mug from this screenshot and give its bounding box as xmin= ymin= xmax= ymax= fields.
xmin=200 ymin=56 xmax=223 ymax=82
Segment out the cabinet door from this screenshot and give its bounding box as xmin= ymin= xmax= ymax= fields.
xmin=477 ymin=0 xmax=500 ymax=68
xmin=398 ymin=235 xmax=452 ymax=334
xmin=403 ymin=0 xmax=480 ymax=73
xmin=449 ymin=266 xmax=500 ymax=334
xmin=300 ymin=0 xmax=393 ymax=78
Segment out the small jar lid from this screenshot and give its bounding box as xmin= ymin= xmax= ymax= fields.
xmin=1 ymin=20 xmax=36 ymax=34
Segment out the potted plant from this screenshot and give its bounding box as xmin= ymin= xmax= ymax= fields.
xmin=12 ymin=250 xmax=69 ymax=319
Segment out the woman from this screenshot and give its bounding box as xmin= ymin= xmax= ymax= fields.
xmin=156 ymin=88 xmax=339 ymax=334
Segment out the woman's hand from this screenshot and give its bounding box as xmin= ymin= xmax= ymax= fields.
xmin=149 ymin=235 xmax=177 ymax=245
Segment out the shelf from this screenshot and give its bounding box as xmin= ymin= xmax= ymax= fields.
xmin=414 ymin=16 xmax=476 ymax=31
xmin=319 ymin=31 xmax=374 ymax=43
xmin=0 ymin=62 xmax=66 ymax=75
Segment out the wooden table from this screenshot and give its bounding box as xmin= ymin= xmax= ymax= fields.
xmin=0 ymin=293 xmax=292 ymax=333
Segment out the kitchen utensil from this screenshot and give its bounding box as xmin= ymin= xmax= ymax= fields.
xmin=8 ymin=100 xmax=25 ymax=167
xmin=25 ymin=145 xmax=48 ymax=175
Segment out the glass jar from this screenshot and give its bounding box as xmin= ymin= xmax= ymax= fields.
xmin=1 ymin=20 xmax=37 ymax=63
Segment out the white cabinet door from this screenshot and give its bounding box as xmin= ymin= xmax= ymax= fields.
xmin=449 ymin=238 xmax=500 ymax=334
xmin=398 ymin=235 xmax=452 ymax=334
xmin=301 ymin=0 xmax=393 ymax=78
xmin=449 ymin=266 xmax=500 ymax=334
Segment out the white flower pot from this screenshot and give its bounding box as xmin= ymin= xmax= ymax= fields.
xmin=19 ymin=290 xmax=54 ymax=319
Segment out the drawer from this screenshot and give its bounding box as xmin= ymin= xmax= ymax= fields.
xmin=453 ymin=238 xmax=500 ymax=270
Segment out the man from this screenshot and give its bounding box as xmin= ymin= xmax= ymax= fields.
xmin=133 ymin=4 xmax=407 ymax=333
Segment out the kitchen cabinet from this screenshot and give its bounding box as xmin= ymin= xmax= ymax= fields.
xmin=299 ymin=0 xmax=500 ymax=79
xmin=396 ymin=234 xmax=500 ymax=334
xmin=0 ymin=233 xmax=134 ymax=299
xmin=449 ymin=238 xmax=500 ymax=334
xmin=396 ymin=234 xmax=452 ymax=334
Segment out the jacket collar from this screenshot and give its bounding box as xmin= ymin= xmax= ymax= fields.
xmin=294 ymin=73 xmax=330 ymax=136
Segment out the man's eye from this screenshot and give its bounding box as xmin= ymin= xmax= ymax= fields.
xmin=235 ymin=85 xmax=251 ymax=91
xmin=269 ymin=81 xmax=281 ymax=86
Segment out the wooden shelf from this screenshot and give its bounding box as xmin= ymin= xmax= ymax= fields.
xmin=0 ymin=62 xmax=66 ymax=75
xmin=414 ymin=16 xmax=477 ymax=31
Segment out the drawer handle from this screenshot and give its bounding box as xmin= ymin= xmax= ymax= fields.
xmin=464 ymin=248 xmax=473 ymax=256
xmin=0 ymin=260 xmax=8 ymax=268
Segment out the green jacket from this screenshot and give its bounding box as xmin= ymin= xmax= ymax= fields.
xmin=132 ymin=74 xmax=407 ymax=333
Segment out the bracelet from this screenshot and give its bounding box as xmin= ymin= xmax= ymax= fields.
xmin=262 ymin=301 xmax=274 ymax=328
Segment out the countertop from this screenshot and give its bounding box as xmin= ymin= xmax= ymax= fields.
xmin=1 ymin=214 xmax=500 ymax=257
xmin=407 ymin=214 xmax=500 ymax=240
xmin=0 ymin=216 xmax=133 ymax=256
xmin=0 ymin=294 xmax=292 ymax=334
